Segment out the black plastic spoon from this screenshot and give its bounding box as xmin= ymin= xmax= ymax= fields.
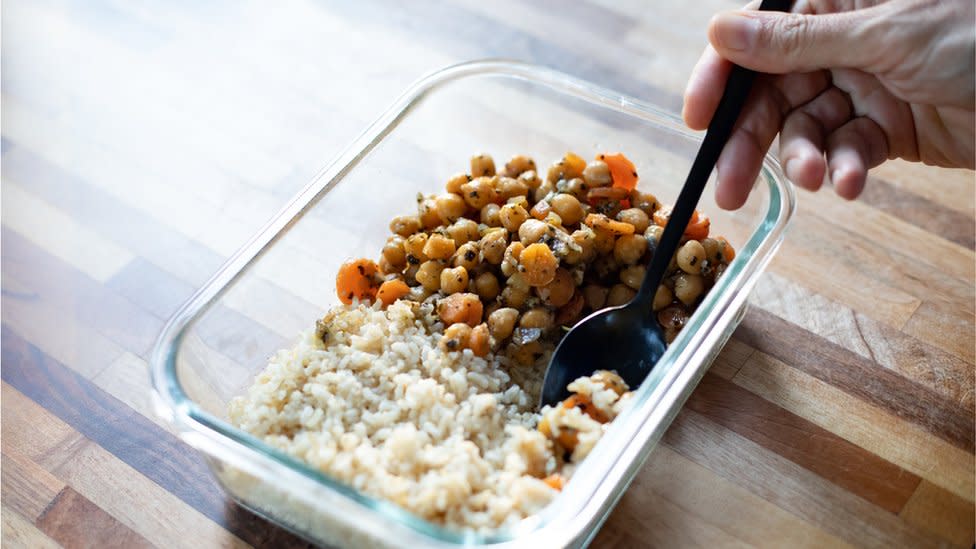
xmin=540 ymin=0 xmax=794 ymax=407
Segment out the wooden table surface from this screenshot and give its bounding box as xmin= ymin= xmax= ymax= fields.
xmin=2 ymin=1 xmax=974 ymax=547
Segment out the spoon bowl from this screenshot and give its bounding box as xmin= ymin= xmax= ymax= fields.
xmin=540 ymin=298 xmax=666 ymax=405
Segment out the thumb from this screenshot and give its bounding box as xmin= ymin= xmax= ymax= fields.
xmin=707 ymin=9 xmax=877 ymax=74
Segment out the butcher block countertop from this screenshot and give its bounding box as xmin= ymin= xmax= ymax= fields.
xmin=2 ymin=1 xmax=973 ymax=547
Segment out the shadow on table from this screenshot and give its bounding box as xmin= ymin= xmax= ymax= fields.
xmin=223 ymin=500 xmax=320 ymax=549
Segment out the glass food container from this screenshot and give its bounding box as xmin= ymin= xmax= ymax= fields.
xmin=150 ymin=60 xmax=794 ymax=548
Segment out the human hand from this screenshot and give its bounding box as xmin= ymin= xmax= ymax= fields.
xmin=683 ymin=0 xmax=975 ymax=209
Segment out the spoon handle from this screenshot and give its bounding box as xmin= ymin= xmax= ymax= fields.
xmin=637 ymin=0 xmax=794 ymax=305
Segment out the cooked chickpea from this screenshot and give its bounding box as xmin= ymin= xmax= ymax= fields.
xmin=519 ymin=243 xmax=558 ymax=287
xmin=701 ymin=238 xmax=720 ymax=262
xmin=533 ymin=180 xmax=556 ymax=203
xmin=488 ymin=307 xmax=519 ymax=340
xmin=508 ymin=197 xmax=530 ymax=213
xmin=620 ymin=264 xmax=646 ymax=290
xmin=377 ymin=255 xmax=395 ymax=275
xmin=549 ymin=193 xmax=584 ymax=226
xmin=461 ymin=178 xmax=498 ymax=209
xmin=583 ymin=284 xmax=609 ymax=310
xmin=544 ymin=212 xmax=563 ymax=228
xmin=581 ymin=160 xmax=612 ymax=188
xmin=496 ymin=177 xmax=529 ymax=201
xmin=570 ymin=229 xmax=597 ymax=264
xmin=446 ymin=218 xmax=479 ymax=246
xmin=423 ymin=233 xmax=456 ymax=260
xmin=446 ymin=173 xmax=470 ymax=194
xmin=617 ymin=208 xmax=650 ymax=234
xmin=416 ymin=261 xmax=445 ymax=291
xmin=504 ymin=155 xmax=536 ymax=177
xmin=381 ymin=236 xmax=407 ymax=268
xmin=501 ymin=285 xmax=529 ymax=308
xmin=562 ymin=178 xmax=588 ymax=200
xmin=653 ymin=284 xmax=673 ymax=311
xmin=499 ymin=203 xmax=529 ymax=232
xmin=519 ymin=308 xmax=554 ymax=330
xmin=480 ymin=230 xmax=508 ymax=264
xmin=713 ymin=236 xmax=735 ymax=263
xmin=418 ymin=198 xmax=441 ymax=229
xmin=470 ymin=154 xmax=496 ymax=177
xmin=507 ymin=272 xmax=531 ymax=293
xmin=440 ymin=266 xmax=469 ymax=295
xmin=453 ymin=242 xmax=480 ymax=271
xmin=674 ymin=274 xmax=704 ymax=305
xmin=536 ymin=268 xmax=575 ymax=307
xmin=613 ymin=234 xmax=647 ymax=265
xmin=501 ymin=241 xmax=524 ymax=277
xmin=592 ymin=227 xmax=616 ymax=255
xmin=676 ymin=240 xmax=706 ymax=274
xmin=480 ymin=203 xmax=502 ymax=227
xmin=404 ymin=233 xmax=429 ymax=263
xmin=440 ymin=323 xmax=472 ymax=352
xmin=560 ymin=239 xmax=582 ymax=265
xmin=474 ymin=271 xmax=500 ymax=300
xmin=591 ymin=255 xmax=619 ymax=282
xmin=518 ymin=170 xmax=542 ymax=190
xmin=644 ymin=225 xmax=663 ymax=245
xmin=435 ymin=193 xmax=467 ymax=223
xmin=607 ymin=283 xmax=637 ymax=306
xmin=631 ymin=191 xmax=660 ymax=216
xmin=514 ymin=219 xmax=544 ymax=246
xmin=546 ymin=162 xmax=566 ymax=184
xmin=390 ymin=215 xmax=421 ymax=237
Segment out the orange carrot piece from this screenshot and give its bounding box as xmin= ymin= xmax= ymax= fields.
xmin=336 ymin=259 xmax=379 ymax=305
xmin=584 ymin=213 xmax=635 ymax=235
xmin=651 ymin=207 xmax=710 ymax=240
xmin=598 ymin=153 xmax=638 ymax=191
xmin=376 ymin=279 xmax=410 ymax=307
xmin=468 ymin=323 xmax=490 ymax=357
xmin=436 ymin=293 xmax=484 ymax=327
xmin=562 ymin=394 xmax=609 ymax=423
xmin=586 ymin=187 xmax=630 ymax=201
xmin=543 ymin=474 xmax=565 ymax=491
xmin=684 ymin=211 xmax=710 ymax=240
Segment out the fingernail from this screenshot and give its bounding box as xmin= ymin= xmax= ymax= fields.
xmin=713 ymin=13 xmax=759 ymax=51
xmin=783 ymin=158 xmax=798 ymax=182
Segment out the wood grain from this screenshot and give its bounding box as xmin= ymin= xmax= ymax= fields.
xmin=1 ymin=330 xmax=313 ymax=548
xmin=858 ymin=175 xmax=976 ymax=249
xmin=36 ymin=488 xmax=153 ymax=549
xmin=1 ymin=451 xmax=65 ymax=521
xmin=1 ymin=0 xmax=973 ymax=547
xmin=900 ymin=481 xmax=976 ymax=547
xmin=2 ymin=506 xmax=62 ymax=549
xmin=751 ymin=271 xmax=975 ymax=410
xmin=736 ymin=308 xmax=974 ymax=451
xmin=686 ymin=373 xmax=921 ymax=513
xmin=664 ymin=409 xmax=946 ymax=548
xmin=732 ymin=351 xmax=975 ymax=503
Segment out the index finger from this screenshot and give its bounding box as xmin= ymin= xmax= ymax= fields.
xmin=682 ymin=44 xmax=733 ymax=130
